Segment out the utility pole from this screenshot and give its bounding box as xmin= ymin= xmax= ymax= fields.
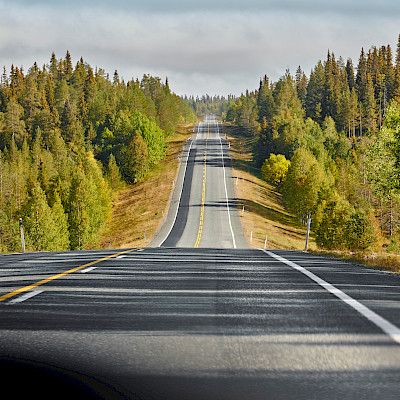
xmin=19 ymin=218 xmax=25 ymax=253
xmin=304 ymin=212 xmax=311 ymax=252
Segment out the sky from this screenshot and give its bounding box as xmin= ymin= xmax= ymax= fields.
xmin=0 ymin=0 xmax=399 ymax=96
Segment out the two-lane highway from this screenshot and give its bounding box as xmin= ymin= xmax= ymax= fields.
xmin=153 ymin=115 xmax=246 ymax=248
xmin=1 ymin=117 xmax=400 ymax=399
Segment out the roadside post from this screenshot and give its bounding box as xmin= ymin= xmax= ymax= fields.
xmin=19 ymin=218 xmax=25 ymax=253
xmin=304 ymin=212 xmax=312 ymax=252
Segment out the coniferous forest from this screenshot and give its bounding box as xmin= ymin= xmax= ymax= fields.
xmin=225 ymin=35 xmax=400 ymax=253
xmin=2 ymin=35 xmax=400 ymax=255
xmin=0 ymin=51 xmax=195 ymax=252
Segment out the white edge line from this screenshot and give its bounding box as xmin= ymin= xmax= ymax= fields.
xmin=158 ymin=125 xmax=198 ymax=247
xmin=8 ymin=289 xmax=44 ymax=304
xmin=216 ymin=120 xmax=237 ymax=249
xmin=263 ymin=249 xmax=400 ymax=345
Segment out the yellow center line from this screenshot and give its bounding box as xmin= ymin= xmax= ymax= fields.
xmin=0 ymin=248 xmax=136 ymax=302
xmin=194 ymin=122 xmax=209 ymax=248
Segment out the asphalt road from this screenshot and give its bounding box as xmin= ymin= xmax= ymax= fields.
xmin=1 ymin=117 xmax=400 ymax=399
xmin=152 ymin=115 xmax=246 ymax=248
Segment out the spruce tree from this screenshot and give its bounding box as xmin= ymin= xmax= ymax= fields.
xmin=64 ymin=50 xmax=73 ymax=80
xmin=356 ymin=48 xmax=368 ymax=103
xmin=306 ymin=61 xmax=325 ymax=122
xmin=49 ymin=52 xmax=58 ymax=77
xmin=364 ymin=73 xmax=378 ymax=133
xmin=346 ymin=59 xmax=355 ymax=90
xmin=257 ymin=75 xmax=274 ymax=123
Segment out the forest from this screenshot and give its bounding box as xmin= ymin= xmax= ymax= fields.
xmin=226 ymin=35 xmax=400 ymax=253
xmin=0 ymin=52 xmax=195 ymax=252
xmin=184 ymin=94 xmax=231 ymax=117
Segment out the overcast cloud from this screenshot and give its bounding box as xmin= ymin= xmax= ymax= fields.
xmin=0 ymin=0 xmax=399 ymax=95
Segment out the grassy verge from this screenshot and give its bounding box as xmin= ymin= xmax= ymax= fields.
xmin=98 ymin=125 xmax=193 ymax=249
xmin=225 ymin=125 xmax=315 ymax=250
xmin=314 ymin=250 xmax=400 ymax=273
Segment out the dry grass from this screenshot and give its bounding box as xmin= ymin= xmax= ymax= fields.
xmin=314 ymin=250 xmax=400 ymax=273
xmin=98 ymin=125 xmax=193 ymax=249
xmin=225 ymin=125 xmax=315 ymax=250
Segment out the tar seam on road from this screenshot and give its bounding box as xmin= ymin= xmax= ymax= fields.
xmin=0 ymin=248 xmax=136 ymax=303
xmin=194 ymin=122 xmax=208 ymax=247
xmin=216 ymin=121 xmax=237 ymax=249
xmin=263 ymin=249 xmax=400 ymax=345
xmin=158 ymin=126 xmax=197 ymax=247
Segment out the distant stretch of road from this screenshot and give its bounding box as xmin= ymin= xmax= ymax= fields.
xmin=1 ymin=116 xmax=400 ymax=399
xmin=152 ymin=115 xmax=246 ymax=248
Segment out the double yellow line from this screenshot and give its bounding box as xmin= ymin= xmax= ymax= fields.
xmin=0 ymin=248 xmax=135 ymax=302
xmin=194 ymin=123 xmax=209 ymax=248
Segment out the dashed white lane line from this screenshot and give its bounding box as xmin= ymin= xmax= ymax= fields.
xmin=216 ymin=120 xmax=236 ymax=249
xmin=263 ymin=250 xmax=400 ymax=345
xmin=116 ymin=250 xmax=143 ymax=259
xmin=8 ymin=290 xmax=44 ymax=304
xmin=79 ymin=266 xmax=98 ymax=273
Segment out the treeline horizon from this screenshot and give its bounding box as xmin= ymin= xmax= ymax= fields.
xmin=0 ymin=51 xmax=195 ymax=252
xmin=226 ymin=34 xmax=400 ymax=252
